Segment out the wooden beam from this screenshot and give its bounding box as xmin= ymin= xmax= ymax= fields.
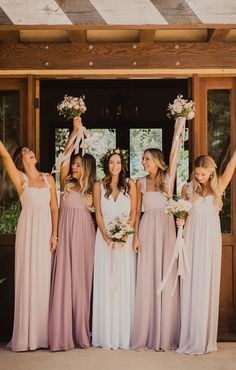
xmin=1 ymin=42 xmax=236 ymax=70
xmin=0 ymin=30 xmax=19 ymax=42
xmin=67 ymin=30 xmax=87 ymax=43
xmin=208 ymin=29 xmax=231 ymax=42
xmin=139 ymin=30 xmax=155 ymax=42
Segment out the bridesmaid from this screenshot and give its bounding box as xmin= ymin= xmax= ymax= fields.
xmin=131 ymin=121 xmax=184 ymax=351
xmin=0 ymin=140 xmax=58 ymax=351
xmin=176 ymin=153 xmax=236 ymax=355
xmin=49 ymin=117 xmax=96 ymax=351
xmin=92 ymin=149 xmax=136 ymax=349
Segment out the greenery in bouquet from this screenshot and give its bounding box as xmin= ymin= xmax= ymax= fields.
xmin=57 ymin=94 xmax=87 ymax=120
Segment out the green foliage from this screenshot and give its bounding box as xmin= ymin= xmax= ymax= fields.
xmin=0 ymin=201 xmax=21 ymax=235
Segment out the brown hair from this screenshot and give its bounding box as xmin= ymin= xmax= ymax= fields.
xmin=144 ymin=148 xmax=168 ymax=194
xmin=192 ymin=155 xmax=222 ymax=210
xmin=103 ymin=153 xmax=129 ymax=198
xmin=13 ymin=146 xmax=25 ymax=172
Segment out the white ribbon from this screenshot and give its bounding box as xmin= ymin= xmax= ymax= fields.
xmin=157 ymin=226 xmax=190 ymax=297
xmin=51 ymin=126 xmax=87 ymax=174
xmin=167 ymin=116 xmax=186 ymax=195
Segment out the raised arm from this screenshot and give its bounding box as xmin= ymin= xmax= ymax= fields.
xmin=132 ymin=179 xmax=143 ymax=253
xmin=167 ymin=118 xmax=185 ymax=195
xmin=218 ymin=149 xmax=236 ymax=193
xmin=47 ymin=175 xmax=59 ymax=253
xmin=60 ymin=116 xmax=82 ymax=189
xmin=128 ymin=179 xmax=137 ymax=226
xmin=93 ymin=181 xmax=108 ymax=244
xmin=0 ymin=140 xmax=23 ymax=194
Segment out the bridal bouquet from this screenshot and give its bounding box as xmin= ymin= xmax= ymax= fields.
xmin=167 ymin=94 xmax=195 ymax=121
xmin=57 ymin=95 xmax=87 ymax=120
xmin=166 ymin=196 xmax=192 ymax=219
xmin=105 ymin=214 xmax=135 ymax=248
xmin=157 ymin=197 xmax=192 ymax=296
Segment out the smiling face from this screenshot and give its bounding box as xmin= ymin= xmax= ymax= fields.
xmin=142 ymin=151 xmax=158 ymax=173
xmin=108 ymin=154 xmax=122 ymax=176
xmin=21 ymin=147 xmax=37 ymax=167
xmin=194 ymin=167 xmax=212 ymax=185
xmin=71 ymin=156 xmax=81 ymax=180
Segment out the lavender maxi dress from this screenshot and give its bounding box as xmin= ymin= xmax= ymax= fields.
xmin=49 ymin=191 xmax=95 ymax=351
xmin=131 ymin=177 xmax=180 ymax=351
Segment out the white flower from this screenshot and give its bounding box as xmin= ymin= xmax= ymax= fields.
xmin=187 ymin=111 xmax=195 ymax=120
xmin=173 ymin=102 xmax=183 ymax=114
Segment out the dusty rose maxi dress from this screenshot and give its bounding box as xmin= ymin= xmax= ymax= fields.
xmin=131 ymin=177 xmax=180 ymax=351
xmin=8 ymin=173 xmax=52 ymax=351
xmin=49 ymin=191 xmax=95 ymax=351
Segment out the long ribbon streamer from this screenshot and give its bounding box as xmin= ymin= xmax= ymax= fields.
xmin=51 ymin=126 xmax=87 ymax=174
xmin=157 ymin=226 xmax=190 ymax=297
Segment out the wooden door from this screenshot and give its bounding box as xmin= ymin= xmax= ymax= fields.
xmin=193 ymin=76 xmax=236 ymax=339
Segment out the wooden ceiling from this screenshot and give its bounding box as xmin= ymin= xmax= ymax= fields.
xmin=0 ymin=25 xmax=236 ymax=71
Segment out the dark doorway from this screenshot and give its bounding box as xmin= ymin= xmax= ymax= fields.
xmin=40 ymin=79 xmax=189 ymax=188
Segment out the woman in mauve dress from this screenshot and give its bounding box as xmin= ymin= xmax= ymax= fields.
xmin=0 ymin=140 xmax=58 ymax=351
xmin=176 ymin=153 xmax=236 ymax=355
xmin=131 ymin=121 xmax=185 ymax=351
xmin=49 ymin=117 xmax=96 ymax=351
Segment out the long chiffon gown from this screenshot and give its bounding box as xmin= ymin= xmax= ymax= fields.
xmin=49 ymin=191 xmax=95 ymax=351
xmin=177 ymin=189 xmax=222 ymax=355
xmin=9 ymin=173 xmax=52 ymax=351
xmin=131 ymin=176 xmax=180 ymax=351
xmin=92 ymin=183 xmax=136 ymax=349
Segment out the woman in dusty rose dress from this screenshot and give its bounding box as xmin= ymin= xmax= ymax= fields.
xmin=131 ymin=121 xmax=184 ymax=351
xmin=49 ymin=117 xmax=96 ymax=351
xmin=0 ymin=140 xmax=58 ymax=352
xmin=176 ymin=153 xmax=236 ymax=355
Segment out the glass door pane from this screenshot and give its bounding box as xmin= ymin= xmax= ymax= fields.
xmin=0 ymin=91 xmax=20 ymax=234
xmin=130 ymin=128 xmax=162 ymax=179
xmin=207 ymin=89 xmax=231 ymax=233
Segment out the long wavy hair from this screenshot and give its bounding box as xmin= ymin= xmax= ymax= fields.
xmin=191 ymin=155 xmax=222 ymax=210
xmin=62 ymin=153 xmax=96 ymax=211
xmin=144 ymin=148 xmax=168 ymax=194
xmin=103 ymin=153 xmax=129 ymax=198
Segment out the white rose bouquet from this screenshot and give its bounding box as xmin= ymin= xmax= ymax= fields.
xmin=57 ymin=94 xmax=87 ymax=120
xmin=167 ymin=94 xmax=195 ymax=121
xmin=105 ymin=214 xmax=135 ymax=248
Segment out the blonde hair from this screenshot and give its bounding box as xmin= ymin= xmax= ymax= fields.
xmin=191 ymin=155 xmax=222 ymax=210
xmin=62 ymin=153 xmax=96 ymax=211
xmin=144 ymin=148 xmax=168 ymax=194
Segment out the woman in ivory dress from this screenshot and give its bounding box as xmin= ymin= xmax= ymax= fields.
xmin=176 ymin=152 xmax=236 ymax=355
xmin=92 ymin=149 xmax=136 ymax=349
xmin=131 ymin=120 xmax=185 ymax=351
xmin=0 ymin=140 xmax=58 ymax=351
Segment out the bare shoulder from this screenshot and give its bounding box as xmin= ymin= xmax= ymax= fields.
xmin=93 ymin=181 xmax=101 ymax=191
xmin=46 ymin=174 xmax=55 ymax=185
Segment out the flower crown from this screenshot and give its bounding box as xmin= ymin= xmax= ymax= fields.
xmin=98 ymin=148 xmax=129 ymax=172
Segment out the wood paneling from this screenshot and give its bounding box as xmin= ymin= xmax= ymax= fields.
xmin=1 ymin=42 xmax=236 ymax=70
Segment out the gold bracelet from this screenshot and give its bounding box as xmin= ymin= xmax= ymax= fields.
xmin=51 ymin=235 xmax=58 ymax=240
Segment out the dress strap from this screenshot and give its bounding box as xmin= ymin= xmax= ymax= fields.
xmin=21 ymin=172 xmax=28 ymax=189
xmin=42 ymin=173 xmax=51 ymax=188
xmin=139 ymin=176 xmax=146 ymax=194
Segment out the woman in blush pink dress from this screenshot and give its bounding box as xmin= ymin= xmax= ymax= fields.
xmin=131 ymin=121 xmax=185 ymax=351
xmin=0 ymin=140 xmax=58 ymax=352
xmin=176 ymin=153 xmax=236 ymax=355
xmin=49 ymin=117 xmax=96 ymax=351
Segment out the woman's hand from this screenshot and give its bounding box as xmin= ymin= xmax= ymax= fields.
xmin=73 ymin=116 xmax=82 ymax=131
xmin=132 ymin=235 xmax=140 ymax=253
xmin=49 ymin=236 xmax=58 ymax=253
xmin=176 ymin=218 xmax=185 ymax=228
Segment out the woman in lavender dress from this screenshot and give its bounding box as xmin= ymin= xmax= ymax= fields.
xmin=49 ymin=117 xmax=96 ymax=351
xmin=131 ymin=121 xmax=184 ymax=351
xmin=0 ymin=140 xmax=58 ymax=351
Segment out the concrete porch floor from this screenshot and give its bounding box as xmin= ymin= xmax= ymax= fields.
xmin=1 ymin=342 xmax=235 ymax=370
